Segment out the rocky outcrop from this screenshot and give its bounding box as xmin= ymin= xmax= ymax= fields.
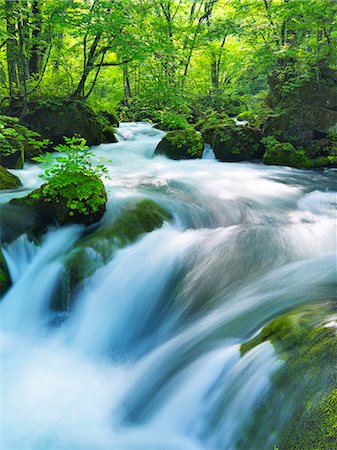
xmin=21 ymin=100 xmax=107 ymax=146
xmin=0 ymin=165 xmax=22 ymax=190
xmin=154 ymin=129 xmax=204 ymax=159
xmin=210 ymin=124 xmax=265 ymax=162
xmin=240 ymin=301 xmax=337 ymax=449
xmin=265 ymin=65 xmax=337 ymax=153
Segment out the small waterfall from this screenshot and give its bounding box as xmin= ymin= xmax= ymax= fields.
xmin=0 ymin=226 xmax=82 ymax=333
xmin=65 ymin=225 xmax=204 ymax=357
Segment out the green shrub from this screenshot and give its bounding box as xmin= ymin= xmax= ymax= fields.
xmin=33 ymin=136 xmax=108 ymax=217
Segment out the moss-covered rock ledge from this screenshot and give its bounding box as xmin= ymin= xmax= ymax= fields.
xmin=53 ymin=198 xmax=171 ymax=311
xmin=239 ymin=302 xmax=337 ymax=449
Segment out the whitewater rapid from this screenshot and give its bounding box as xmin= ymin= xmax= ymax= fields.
xmin=1 ymin=122 xmax=336 ymax=449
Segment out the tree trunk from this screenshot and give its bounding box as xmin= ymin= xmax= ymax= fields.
xmin=5 ymin=0 xmax=19 ymax=102
xmin=29 ymin=0 xmax=43 ymax=75
xmin=123 ymin=65 xmax=132 ymax=105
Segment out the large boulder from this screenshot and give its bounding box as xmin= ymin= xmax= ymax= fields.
xmin=0 ymin=165 xmax=22 ymax=190
xmin=265 ymin=65 xmax=337 ymax=151
xmin=211 ymin=124 xmax=265 ymax=162
xmin=240 ymin=302 xmax=337 ymax=449
xmin=10 ymin=173 xmax=107 ymax=226
xmin=155 ymin=129 xmax=204 ymax=160
xmin=21 ymin=100 xmax=106 ymax=146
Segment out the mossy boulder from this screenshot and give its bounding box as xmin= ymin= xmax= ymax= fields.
xmin=211 ymin=124 xmax=265 ymax=162
xmin=10 ymin=173 xmax=107 ymax=226
xmin=0 ymin=165 xmax=22 ymax=190
xmin=21 ymin=100 xmax=106 ymax=146
xmin=262 ymin=137 xmax=313 ymax=168
xmin=154 ymin=129 xmax=204 ymax=160
xmin=239 ymin=302 xmax=337 ymax=450
xmin=53 ymin=199 xmax=171 ymax=310
xmin=0 ymin=249 xmax=11 ymax=296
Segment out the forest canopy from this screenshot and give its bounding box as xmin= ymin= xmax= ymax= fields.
xmin=0 ymin=0 xmax=336 ymax=119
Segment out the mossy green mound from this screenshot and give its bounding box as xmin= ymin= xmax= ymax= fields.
xmin=262 ymin=137 xmax=313 ymax=168
xmin=0 ymin=249 xmax=11 ymax=296
xmin=53 ymin=199 xmax=171 ymax=311
xmin=155 ymin=129 xmax=204 ymax=160
xmin=239 ymin=302 xmax=337 ymax=450
xmin=211 ymin=124 xmax=265 ymax=162
xmin=0 ymin=165 xmax=22 ymax=190
xmin=10 ymin=173 xmax=107 ymax=226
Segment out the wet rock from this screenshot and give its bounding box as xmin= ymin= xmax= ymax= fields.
xmin=239 ymin=301 xmax=337 ymax=450
xmin=155 ymin=129 xmax=204 ymax=160
xmin=211 ymin=124 xmax=265 ymax=162
xmin=53 ymin=198 xmax=171 ymax=311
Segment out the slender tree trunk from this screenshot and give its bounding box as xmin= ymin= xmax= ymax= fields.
xmin=123 ymin=65 xmax=132 ymax=104
xmin=29 ymin=0 xmax=43 ymax=75
xmin=72 ymin=33 xmax=102 ymax=99
xmin=5 ymin=0 xmax=19 ymax=102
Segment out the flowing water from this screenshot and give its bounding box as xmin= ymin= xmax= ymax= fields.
xmin=1 ymin=123 xmax=336 ymax=449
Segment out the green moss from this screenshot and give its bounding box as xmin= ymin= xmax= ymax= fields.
xmin=0 ymin=249 xmax=11 ymax=296
xmin=155 ymin=129 xmax=204 ymax=159
xmin=262 ymin=136 xmax=313 ymax=168
xmin=0 ymin=165 xmax=22 ymax=190
xmin=80 ymin=198 xmax=171 ymax=255
xmin=238 ymin=302 xmax=337 ymax=450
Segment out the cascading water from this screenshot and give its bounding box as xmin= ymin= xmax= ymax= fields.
xmin=1 ymin=122 xmax=336 ymax=449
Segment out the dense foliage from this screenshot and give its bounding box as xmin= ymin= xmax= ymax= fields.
xmin=0 ymin=0 xmax=336 ymax=120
